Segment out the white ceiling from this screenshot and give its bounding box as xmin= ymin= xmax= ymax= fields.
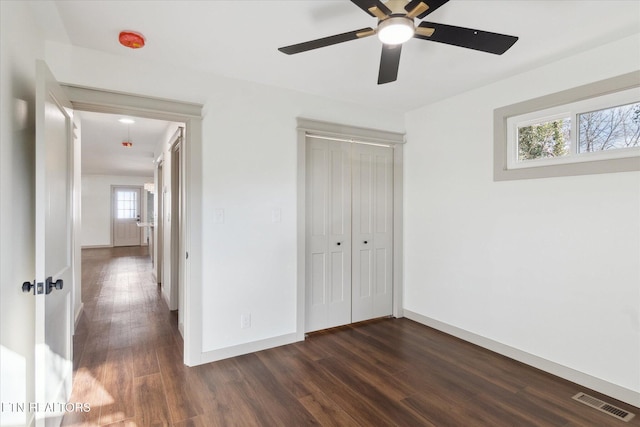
xmin=79 ymin=111 xmax=178 ymax=177
xmin=34 ymin=0 xmax=639 ymax=174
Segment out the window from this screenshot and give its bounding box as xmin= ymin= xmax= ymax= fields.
xmin=578 ymin=102 xmax=640 ymax=153
xmin=506 ymin=88 xmax=639 ymax=170
xmin=116 ymin=190 xmax=138 ymax=219
xmin=517 ymin=115 xmax=571 ymax=162
xmin=494 ymin=71 xmax=640 ymax=181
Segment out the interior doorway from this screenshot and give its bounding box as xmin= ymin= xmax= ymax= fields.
xmin=64 ymin=83 xmax=203 ymax=366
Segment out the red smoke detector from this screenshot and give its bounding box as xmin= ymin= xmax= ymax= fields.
xmin=119 ymin=31 xmax=145 ymax=49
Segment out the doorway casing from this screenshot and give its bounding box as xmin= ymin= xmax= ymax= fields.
xmin=63 ymin=84 xmax=204 ymax=366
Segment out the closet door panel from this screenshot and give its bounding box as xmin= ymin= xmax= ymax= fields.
xmin=352 ymin=144 xmax=393 ymax=322
xmin=373 ymin=150 xmax=393 ymax=317
xmin=306 ymin=138 xmax=351 ymax=332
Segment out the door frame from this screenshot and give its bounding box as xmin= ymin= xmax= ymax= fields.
xmin=111 ymin=185 xmax=143 ymax=247
xmin=169 ymin=128 xmax=184 ymax=332
xmin=62 ymin=84 xmax=204 ymax=366
xmin=155 ymin=159 xmax=164 ymax=284
xmin=296 ymin=118 xmax=405 ymax=339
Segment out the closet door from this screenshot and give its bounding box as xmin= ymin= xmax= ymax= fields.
xmin=306 ymin=138 xmax=352 ymax=332
xmin=352 ymin=143 xmax=393 ymax=322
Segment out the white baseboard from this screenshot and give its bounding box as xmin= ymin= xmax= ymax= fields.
xmin=74 ymin=303 xmax=84 ymax=331
xmin=403 ymin=309 xmax=640 ymax=408
xmin=195 ymin=332 xmax=301 ymax=366
xmin=161 ymin=288 xmax=170 ymax=308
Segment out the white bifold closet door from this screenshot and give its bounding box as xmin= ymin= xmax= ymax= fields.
xmin=306 ymin=138 xmax=352 ymax=331
xmin=351 ymin=142 xmax=393 ymax=323
xmin=306 ymin=137 xmax=393 ymax=333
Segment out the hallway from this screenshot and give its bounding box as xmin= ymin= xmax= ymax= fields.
xmin=63 ymin=247 xmax=185 ymax=426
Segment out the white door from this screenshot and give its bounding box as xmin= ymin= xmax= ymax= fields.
xmin=305 ymin=138 xmax=394 ymax=332
xmin=306 ymin=137 xmax=352 ymax=332
xmin=351 ymin=143 xmax=394 ymax=322
xmin=34 ymin=60 xmax=74 ymax=427
xmin=112 ymin=186 xmax=141 ymax=246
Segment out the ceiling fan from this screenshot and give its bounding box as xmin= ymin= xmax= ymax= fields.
xmin=278 ymin=0 xmax=518 ymax=84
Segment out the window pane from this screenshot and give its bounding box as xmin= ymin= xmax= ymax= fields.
xmin=518 ymin=118 xmax=571 ymax=161
xmin=116 ymin=191 xmax=137 ymax=219
xmin=579 ymin=102 xmax=640 ymax=153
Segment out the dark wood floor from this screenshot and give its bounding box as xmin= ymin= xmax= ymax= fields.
xmin=63 ymin=247 xmax=639 ymax=426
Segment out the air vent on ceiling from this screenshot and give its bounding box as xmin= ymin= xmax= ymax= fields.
xmin=572 ymin=392 xmax=635 ymax=422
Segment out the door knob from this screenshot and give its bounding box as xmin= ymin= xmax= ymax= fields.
xmin=45 ymin=276 xmax=63 ymax=295
xmin=22 ymin=281 xmax=34 ymax=293
xmin=364 ymin=241 xmax=368 ymax=244
xmin=336 ymin=242 xmax=342 ymax=246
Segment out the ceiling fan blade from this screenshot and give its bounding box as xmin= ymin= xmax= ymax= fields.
xmin=278 ymin=28 xmax=375 ymax=55
xmin=351 ymin=0 xmax=392 ymax=19
xmin=405 ymin=0 xmax=449 ymax=19
xmin=378 ymin=44 xmax=402 ymax=85
xmin=415 ymin=21 xmax=518 ymax=54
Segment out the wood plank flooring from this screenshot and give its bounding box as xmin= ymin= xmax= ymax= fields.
xmin=63 ymin=247 xmax=639 ymax=426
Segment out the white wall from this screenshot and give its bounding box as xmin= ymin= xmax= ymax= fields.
xmin=0 ymin=2 xmax=44 ymax=426
xmin=404 ymin=34 xmax=640 ymax=405
xmin=45 ymin=40 xmax=405 ymax=362
xmin=200 ymin=79 xmax=405 ymax=353
xmin=81 ymin=174 xmax=152 ymax=247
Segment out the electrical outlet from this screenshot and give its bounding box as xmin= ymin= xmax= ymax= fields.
xmin=240 ymin=313 xmax=251 ymax=329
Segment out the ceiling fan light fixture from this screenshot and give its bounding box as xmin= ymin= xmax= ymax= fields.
xmin=377 ymin=17 xmax=415 ymax=45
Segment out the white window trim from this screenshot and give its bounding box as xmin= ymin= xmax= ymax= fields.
xmin=494 ymin=71 xmax=640 ymax=181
